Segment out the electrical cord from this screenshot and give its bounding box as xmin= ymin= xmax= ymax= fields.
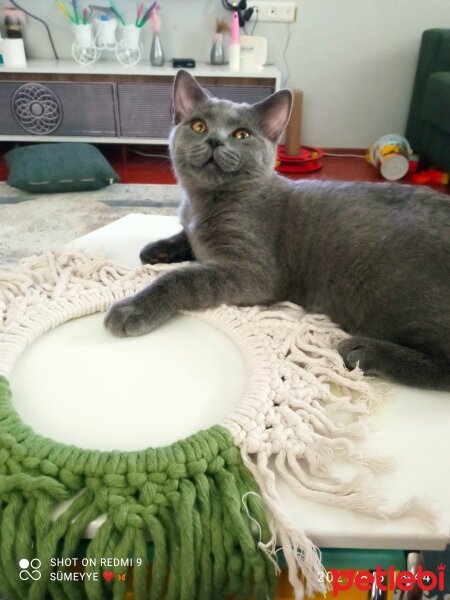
xmin=130 ymin=149 xmax=171 ymax=159
xmin=126 ymin=150 xmax=367 ymax=161
xmin=245 ymin=5 xmax=258 ymax=35
xmin=8 ymin=0 xmax=59 ymax=60
xmin=324 ymin=152 xmax=366 ymax=159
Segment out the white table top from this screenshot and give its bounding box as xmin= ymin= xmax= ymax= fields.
xmin=0 ymin=59 xmax=281 ymax=83
xmin=10 ymin=213 xmax=450 ymax=550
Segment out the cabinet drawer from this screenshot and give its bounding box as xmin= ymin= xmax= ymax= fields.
xmin=0 ymin=81 xmax=117 ymax=136
xmin=117 ymin=81 xmax=275 ymax=139
xmin=204 ymin=84 xmax=275 ymax=104
xmin=117 ymin=83 xmax=173 ymax=138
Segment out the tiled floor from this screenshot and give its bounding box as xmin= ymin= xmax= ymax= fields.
xmin=1 ymin=142 xmax=448 ymax=193
xmin=101 ymin=145 xmax=383 ymax=185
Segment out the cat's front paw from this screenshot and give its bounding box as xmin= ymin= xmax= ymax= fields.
xmin=140 ymin=241 xmax=172 ymax=264
xmin=104 ymin=298 xmax=153 ymax=337
xmin=338 ymin=336 xmax=378 ymax=374
xmin=140 ymin=238 xmax=192 ymax=265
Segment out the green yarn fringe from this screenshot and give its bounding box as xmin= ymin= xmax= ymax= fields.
xmin=0 ymin=376 xmax=277 ymax=600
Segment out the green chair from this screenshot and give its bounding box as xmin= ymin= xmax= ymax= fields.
xmin=405 ymin=28 xmax=450 ymax=172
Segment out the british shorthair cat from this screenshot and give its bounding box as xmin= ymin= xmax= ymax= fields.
xmin=105 ymin=70 xmax=450 ymax=391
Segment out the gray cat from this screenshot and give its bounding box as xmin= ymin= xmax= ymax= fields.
xmin=105 ymin=70 xmax=450 ymax=391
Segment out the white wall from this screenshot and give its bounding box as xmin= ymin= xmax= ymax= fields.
xmin=1 ymin=0 xmax=450 ymax=147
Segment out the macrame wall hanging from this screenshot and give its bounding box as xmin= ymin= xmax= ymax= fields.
xmin=0 ymin=252 xmax=435 ymax=600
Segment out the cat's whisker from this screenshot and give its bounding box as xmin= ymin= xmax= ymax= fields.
xmin=187 ymin=143 xmax=212 ymax=168
xmin=215 ymin=147 xmax=242 ymax=172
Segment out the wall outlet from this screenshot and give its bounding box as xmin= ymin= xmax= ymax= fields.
xmin=249 ymin=1 xmax=297 ymax=23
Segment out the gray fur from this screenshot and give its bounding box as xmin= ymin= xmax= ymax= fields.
xmin=105 ymin=70 xmax=450 ymax=390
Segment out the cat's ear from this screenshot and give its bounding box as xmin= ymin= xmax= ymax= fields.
xmin=253 ymin=90 xmax=293 ymax=142
xmin=172 ymin=70 xmax=210 ymax=124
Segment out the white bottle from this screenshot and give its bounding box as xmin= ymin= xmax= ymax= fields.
xmin=228 ymin=11 xmax=240 ymax=70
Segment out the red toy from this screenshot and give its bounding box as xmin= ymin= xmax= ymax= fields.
xmin=275 ymin=88 xmax=323 ymax=173
xmin=410 ymin=168 xmax=449 ymax=185
xmin=276 ymin=145 xmax=324 ymax=173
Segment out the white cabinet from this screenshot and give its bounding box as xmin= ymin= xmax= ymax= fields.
xmin=0 ymin=60 xmax=281 ymax=144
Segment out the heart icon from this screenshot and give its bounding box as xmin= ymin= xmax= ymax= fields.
xmin=102 ymin=571 xmax=114 ymax=582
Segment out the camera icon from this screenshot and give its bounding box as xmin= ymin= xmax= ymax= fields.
xmin=18 ymin=558 xmax=42 ymax=581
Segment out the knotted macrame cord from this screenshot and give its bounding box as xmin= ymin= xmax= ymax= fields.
xmin=0 ymin=252 xmax=435 ymax=600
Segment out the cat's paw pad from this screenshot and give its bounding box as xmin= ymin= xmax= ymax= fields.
xmin=140 ymin=242 xmax=173 ymax=265
xmin=104 ymin=299 xmax=151 ymax=337
xmin=337 ymin=338 xmax=377 ymax=373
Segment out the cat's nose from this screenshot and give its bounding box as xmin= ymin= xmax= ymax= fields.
xmin=206 ymin=136 xmax=224 ymax=149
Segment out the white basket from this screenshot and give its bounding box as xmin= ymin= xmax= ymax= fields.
xmin=71 ymin=24 xmax=99 ymax=65
xmin=116 ymin=24 xmax=143 ymax=66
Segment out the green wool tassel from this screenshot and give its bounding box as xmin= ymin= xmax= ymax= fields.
xmin=0 ymin=375 xmax=277 ymax=600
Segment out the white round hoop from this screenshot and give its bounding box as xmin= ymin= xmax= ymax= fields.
xmin=0 ymin=251 xmax=433 ymax=600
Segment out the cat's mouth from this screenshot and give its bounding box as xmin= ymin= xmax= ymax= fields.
xmin=194 ymin=148 xmax=241 ymax=174
xmin=203 ymin=156 xmax=220 ymax=170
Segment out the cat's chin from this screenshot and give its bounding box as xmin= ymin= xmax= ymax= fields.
xmin=202 ymin=158 xmax=220 ymax=172
xmin=176 ymin=157 xmax=238 ymax=188
xmin=200 ymin=158 xmax=239 ymax=178
xmin=194 ymin=157 xmax=227 ymax=181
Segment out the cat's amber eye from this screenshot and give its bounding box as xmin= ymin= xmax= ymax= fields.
xmin=191 ymin=119 xmax=207 ymax=133
xmin=233 ymin=128 xmax=251 ymax=140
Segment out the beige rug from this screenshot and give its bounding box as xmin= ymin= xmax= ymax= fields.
xmin=0 ymin=182 xmax=181 ymax=265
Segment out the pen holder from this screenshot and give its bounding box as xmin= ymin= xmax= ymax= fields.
xmin=71 ymin=24 xmax=99 ymax=65
xmin=116 ymin=24 xmax=142 ymax=66
xmin=94 ymin=18 xmax=118 ymax=51
xmin=0 ymin=38 xmax=27 ymax=68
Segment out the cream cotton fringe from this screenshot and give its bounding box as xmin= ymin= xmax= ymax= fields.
xmin=0 ymin=251 xmax=436 ymax=600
